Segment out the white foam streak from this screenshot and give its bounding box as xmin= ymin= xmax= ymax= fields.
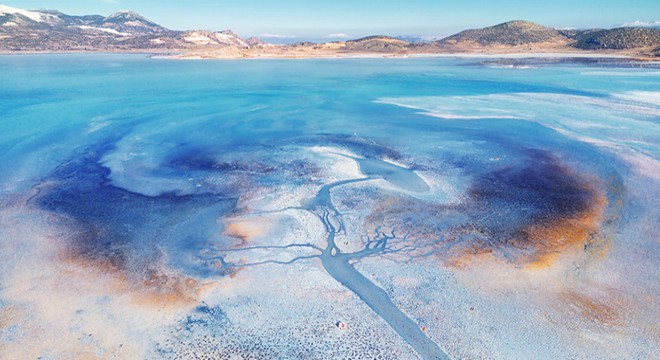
xmin=614 ymin=91 xmax=660 ymax=107
xmin=378 ymin=92 xmax=660 ymax=179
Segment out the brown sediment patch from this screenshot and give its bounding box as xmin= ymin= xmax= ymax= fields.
xmin=224 ymin=216 xmax=274 ymax=246
xmin=441 ymin=184 xmax=609 ymax=269
xmin=0 ymin=305 xmax=18 ymax=331
xmin=361 ymin=152 xmax=615 ymax=269
xmin=57 ymin=250 xmax=205 ymax=308
xmin=225 ymin=221 xmax=264 ymax=242
xmin=41 ymin=211 xmax=213 ymax=308
xmin=575 ymin=172 xmax=625 ymax=264
xmin=456 ymin=151 xmax=614 ymax=268
xmin=523 ymin=189 xmax=608 ymax=269
xmin=360 ymin=193 xmax=610 ymax=270
xmin=361 ymin=188 xmax=609 ymax=270
xmin=557 ymin=289 xmax=624 ymax=327
xmin=363 ymin=195 xmax=457 ymax=237
xmin=0 ymin=203 xmax=221 ymax=358
xmin=434 ymin=225 xmax=497 ymax=268
xmin=134 ymin=270 xmax=202 ymax=307
xmin=445 ymin=245 xmax=496 ymax=268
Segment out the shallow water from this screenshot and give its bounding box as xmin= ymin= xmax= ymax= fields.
xmin=0 ymin=55 xmax=658 ymax=359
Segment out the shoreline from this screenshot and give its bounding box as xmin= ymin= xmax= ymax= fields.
xmin=0 ymin=49 xmax=657 ymax=62
xmin=153 ymin=48 xmax=648 ymax=61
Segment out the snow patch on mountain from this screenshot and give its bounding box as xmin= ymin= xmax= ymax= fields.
xmin=0 ymin=4 xmax=45 ymax=22
xmin=76 ymin=25 xmax=131 ymax=36
xmin=183 ymin=30 xmax=249 ymax=47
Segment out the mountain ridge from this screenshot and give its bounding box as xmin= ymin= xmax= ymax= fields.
xmin=437 ymin=20 xmax=568 ymax=47
xmin=0 ymin=4 xmax=260 ymax=51
xmin=1 ymin=5 xmax=659 ymax=58
xmin=573 ymin=27 xmax=660 ymax=50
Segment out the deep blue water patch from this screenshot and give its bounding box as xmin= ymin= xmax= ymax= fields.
xmin=469 ymin=149 xmax=594 ymax=224
xmin=33 ymin=138 xmax=238 ymax=278
xmin=460 ymin=147 xmax=616 ymax=261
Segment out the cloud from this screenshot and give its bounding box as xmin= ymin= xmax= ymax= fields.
xmin=324 ymin=33 xmax=349 ymax=39
xmin=417 ymin=35 xmax=445 ymax=41
xmin=622 ymin=20 xmax=660 ymax=28
xmin=259 ymin=33 xmax=296 ymax=39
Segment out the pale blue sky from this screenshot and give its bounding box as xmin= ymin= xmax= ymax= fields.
xmin=4 ymin=0 xmax=660 ymax=41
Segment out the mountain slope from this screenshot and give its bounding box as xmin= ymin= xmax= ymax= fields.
xmin=0 ymin=5 xmax=263 ymax=51
xmin=573 ymin=27 xmax=660 ymax=50
xmin=180 ymin=30 xmax=250 ymax=47
xmin=438 ymin=20 xmax=569 ymax=46
xmin=99 ymin=11 xmax=168 ymax=34
xmin=0 ymin=4 xmax=54 ymax=23
xmin=343 ymin=35 xmax=409 ymax=52
xmin=1 ymin=5 xmax=659 ymax=58
xmin=0 ymin=4 xmax=59 ymax=29
xmin=0 ymin=7 xmax=169 ymax=35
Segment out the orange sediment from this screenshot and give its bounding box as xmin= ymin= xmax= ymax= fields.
xmin=557 ymin=289 xmax=624 ymax=326
xmin=57 ymin=251 xmax=204 ymax=308
xmin=523 ymin=190 xmax=608 ymax=269
xmin=224 ymin=218 xmax=272 ymax=246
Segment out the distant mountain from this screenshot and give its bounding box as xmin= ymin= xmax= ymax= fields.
xmin=0 ymin=4 xmax=263 ymax=51
xmin=180 ymin=30 xmax=250 ymax=47
xmin=344 ymin=35 xmax=409 ymax=53
xmin=97 ymin=11 xmax=169 ymax=34
xmin=0 ymin=5 xmax=162 ymax=33
xmin=245 ymin=36 xmax=268 ymax=47
xmin=572 ymin=27 xmax=660 ymax=50
xmin=0 ymin=4 xmax=64 ymax=29
xmin=2 ymin=5 xmax=659 ymax=58
xmin=438 ymin=20 xmax=568 ymax=46
xmin=431 ymin=20 xmax=660 ymax=56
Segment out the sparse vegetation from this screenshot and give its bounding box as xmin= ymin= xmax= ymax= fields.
xmin=2 ymin=6 xmax=660 ymax=58
xmin=573 ymin=27 xmax=660 ymax=50
xmin=344 ymin=36 xmax=409 ymax=53
xmin=438 ymin=20 xmax=567 ymax=46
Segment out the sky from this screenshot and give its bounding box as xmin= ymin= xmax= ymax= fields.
xmin=4 ymin=0 xmax=660 ymax=42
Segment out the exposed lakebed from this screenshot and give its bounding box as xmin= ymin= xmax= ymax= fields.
xmin=0 ymin=55 xmax=658 ymax=359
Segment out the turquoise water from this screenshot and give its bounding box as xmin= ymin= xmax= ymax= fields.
xmin=0 ymin=55 xmax=658 ymax=359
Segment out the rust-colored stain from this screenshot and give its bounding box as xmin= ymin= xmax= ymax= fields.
xmin=224 ymin=218 xmax=271 ymax=246
xmin=558 ymin=290 xmax=624 ymax=326
xmin=524 ymin=190 xmax=608 ymax=269
xmin=57 ymin=250 xmax=202 ymax=308
xmin=362 ymin=153 xmax=615 ymax=270
xmin=0 ymin=305 xmax=17 ymax=331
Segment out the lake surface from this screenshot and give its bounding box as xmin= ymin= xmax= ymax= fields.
xmin=0 ymin=54 xmax=658 ymax=359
